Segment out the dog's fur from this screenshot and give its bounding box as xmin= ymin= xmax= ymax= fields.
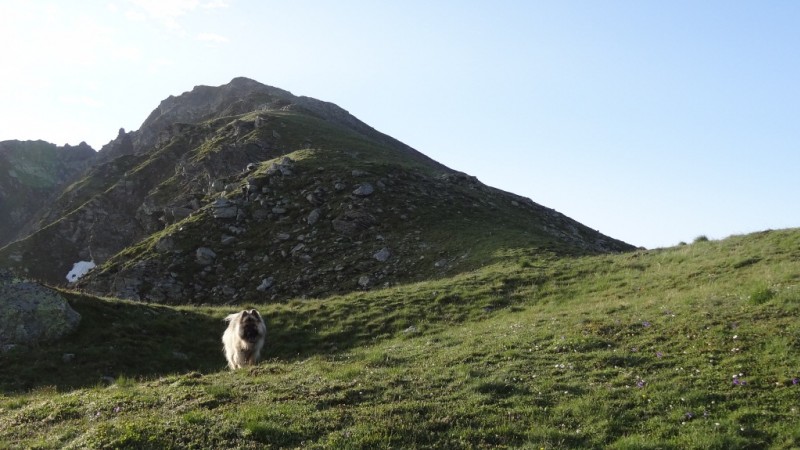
xmin=222 ymin=309 xmax=266 ymax=370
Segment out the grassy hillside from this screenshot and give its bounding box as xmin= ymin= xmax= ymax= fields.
xmin=2 ymin=228 xmax=800 ymax=448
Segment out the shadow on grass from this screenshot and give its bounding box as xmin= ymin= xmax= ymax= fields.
xmin=1 ymin=287 xmax=438 ymax=392
xmin=0 ymin=260 xmax=560 ymax=393
xmin=0 ymin=292 xmax=227 ymax=393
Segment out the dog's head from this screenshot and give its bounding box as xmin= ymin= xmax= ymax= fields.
xmin=239 ymin=309 xmax=265 ymax=342
xmin=225 ymin=309 xmax=266 ymax=343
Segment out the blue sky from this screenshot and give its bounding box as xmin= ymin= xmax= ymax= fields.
xmin=1 ymin=0 xmax=798 ymax=249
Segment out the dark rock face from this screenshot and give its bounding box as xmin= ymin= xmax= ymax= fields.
xmin=94 ymin=128 xmax=134 ymax=164
xmin=0 ymin=140 xmax=96 ymax=246
xmin=0 ymin=270 xmax=81 ymax=351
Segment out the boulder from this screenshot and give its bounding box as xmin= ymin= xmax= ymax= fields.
xmin=155 ymin=236 xmax=176 ymax=253
xmin=195 ymin=247 xmax=217 ymax=265
xmin=332 ymin=210 xmax=376 ymax=235
xmin=256 ymin=277 xmax=274 ymax=292
xmin=168 ymin=206 xmax=193 ymax=222
xmin=307 ymin=208 xmax=321 ymax=225
xmin=0 ymin=270 xmax=81 ymax=351
xmin=353 ymin=183 xmax=374 ymax=197
xmin=212 ymin=198 xmax=238 ymax=219
xmin=306 ymin=188 xmax=326 ymax=205
xmin=265 ymin=157 xmax=294 ymax=177
xmin=373 ymin=247 xmax=391 ymax=262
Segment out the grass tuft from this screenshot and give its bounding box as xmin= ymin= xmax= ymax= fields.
xmin=749 ymin=282 xmax=776 ymax=305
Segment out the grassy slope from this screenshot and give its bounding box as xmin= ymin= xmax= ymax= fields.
xmin=1 ymin=228 xmax=800 ymax=448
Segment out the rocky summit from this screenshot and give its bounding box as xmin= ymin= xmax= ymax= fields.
xmin=0 ymin=77 xmax=634 ymax=304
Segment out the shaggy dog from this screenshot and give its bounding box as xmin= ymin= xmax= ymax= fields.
xmin=222 ymin=309 xmax=266 ymax=370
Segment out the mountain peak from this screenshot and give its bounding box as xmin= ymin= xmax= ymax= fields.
xmin=227 ymin=76 xmax=268 ymax=88
xmin=134 ymin=78 xmax=294 ymax=149
xmin=0 ymin=78 xmax=634 ymax=301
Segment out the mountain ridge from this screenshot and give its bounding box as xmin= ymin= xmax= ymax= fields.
xmin=0 ymin=139 xmax=96 ymax=247
xmin=0 ymin=77 xmax=634 ymax=303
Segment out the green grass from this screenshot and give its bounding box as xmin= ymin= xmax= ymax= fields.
xmin=2 ymin=228 xmax=800 ymax=448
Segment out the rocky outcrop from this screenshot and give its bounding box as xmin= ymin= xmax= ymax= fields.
xmin=93 ymin=127 xmax=135 ymax=164
xmin=0 ymin=270 xmax=81 ymax=351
